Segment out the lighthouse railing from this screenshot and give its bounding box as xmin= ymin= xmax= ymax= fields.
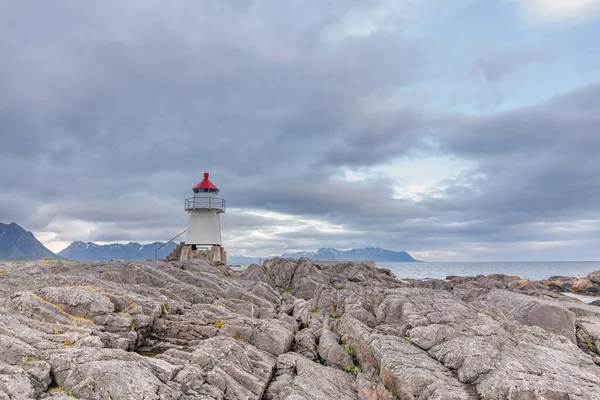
xmin=184 ymin=197 xmax=226 ymax=211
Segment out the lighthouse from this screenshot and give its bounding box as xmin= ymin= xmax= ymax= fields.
xmin=178 ymin=172 xmax=227 ymax=264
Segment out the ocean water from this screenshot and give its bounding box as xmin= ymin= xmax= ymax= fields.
xmin=378 ymin=261 xmax=600 ymax=281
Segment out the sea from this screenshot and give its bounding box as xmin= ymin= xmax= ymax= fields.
xmin=378 ymin=261 xmax=600 ymax=281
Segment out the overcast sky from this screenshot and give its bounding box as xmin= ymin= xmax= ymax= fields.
xmin=1 ymin=0 xmax=600 ymax=261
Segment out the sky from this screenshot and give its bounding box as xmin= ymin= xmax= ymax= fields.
xmin=1 ymin=0 xmax=600 ymax=261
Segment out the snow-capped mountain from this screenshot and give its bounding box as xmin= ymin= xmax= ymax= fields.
xmin=58 ymin=241 xmax=178 ymax=261
xmin=0 ymin=222 xmax=62 ymax=261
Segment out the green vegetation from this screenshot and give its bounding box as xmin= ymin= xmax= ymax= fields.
xmin=215 ymin=320 xmax=225 ymax=329
xmin=0 ymin=269 xmax=12 ymax=274
xmin=160 ymin=302 xmax=169 ymax=315
xmin=342 ymin=365 xmax=359 ymax=375
xmin=330 ymin=312 xmax=341 ymax=319
xmin=43 ymin=257 xmax=53 ymax=261
xmin=48 ymin=387 xmax=77 ymax=397
xmin=231 ymin=334 xmax=246 ymax=342
xmin=335 ymin=283 xmax=344 ymax=290
xmin=21 ymin=355 xmax=39 ymax=364
xmin=308 ymin=305 xmax=318 ymax=314
xmin=342 ymin=343 xmax=355 ymax=357
xmin=284 ymin=285 xmax=293 ymax=292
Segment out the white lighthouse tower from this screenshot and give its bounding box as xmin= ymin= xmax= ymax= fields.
xmin=179 ymin=172 xmax=226 ymax=264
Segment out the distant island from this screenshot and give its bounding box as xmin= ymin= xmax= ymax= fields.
xmin=229 ymin=247 xmax=418 ymax=264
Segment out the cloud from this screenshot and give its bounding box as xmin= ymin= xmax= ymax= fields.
xmin=510 ymin=0 xmax=600 ymax=22
xmin=472 ymin=50 xmax=549 ymax=85
xmin=0 ymin=1 xmax=598 ymax=260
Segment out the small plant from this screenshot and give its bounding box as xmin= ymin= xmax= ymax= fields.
xmin=335 ymin=283 xmax=344 ymax=290
xmin=119 ymin=312 xmax=131 ymax=318
xmin=405 ymin=336 xmax=411 ymax=342
xmin=160 ymin=302 xmax=169 ymax=315
xmin=231 ymin=334 xmax=246 ymax=342
xmin=215 ymin=320 xmax=225 ymax=329
xmin=53 ymin=328 xmax=60 ymax=335
xmin=343 ymin=364 xmax=353 ymax=373
xmin=330 ymin=312 xmax=341 ymax=319
xmin=21 ymin=355 xmax=39 ymax=364
xmin=284 ymin=285 xmax=293 ymax=292
xmin=43 ymin=257 xmax=53 ymax=261
xmin=48 ymin=387 xmax=76 ymax=397
xmin=342 ymin=343 xmax=354 ymax=357
xmin=63 ymin=340 xmax=74 ymax=347
xmin=308 ymin=305 xmax=318 ymax=314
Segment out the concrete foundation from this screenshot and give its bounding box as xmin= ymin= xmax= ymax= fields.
xmin=166 ymin=242 xmax=227 ymax=265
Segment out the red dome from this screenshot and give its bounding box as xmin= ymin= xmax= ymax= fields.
xmin=193 ymin=172 xmax=219 ymax=191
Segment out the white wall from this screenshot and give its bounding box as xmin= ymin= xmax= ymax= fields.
xmin=185 ymin=209 xmax=222 ymax=245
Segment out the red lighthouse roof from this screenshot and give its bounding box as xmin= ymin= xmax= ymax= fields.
xmin=193 ymin=172 xmax=219 ymax=191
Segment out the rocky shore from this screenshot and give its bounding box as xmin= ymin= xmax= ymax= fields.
xmin=1 ymin=258 xmax=600 ymax=399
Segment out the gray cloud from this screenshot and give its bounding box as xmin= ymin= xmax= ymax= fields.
xmin=1 ymin=1 xmax=599 ymax=260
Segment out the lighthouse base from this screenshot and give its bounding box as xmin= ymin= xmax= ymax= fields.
xmin=166 ymin=243 xmax=227 ymax=265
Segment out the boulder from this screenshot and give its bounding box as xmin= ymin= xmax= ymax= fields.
xmin=484 ymin=289 xmax=576 ymax=342
xmin=317 ymin=329 xmax=353 ymax=369
xmin=264 ymin=352 xmax=358 ymax=400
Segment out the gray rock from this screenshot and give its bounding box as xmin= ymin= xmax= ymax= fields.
xmin=317 ymin=329 xmax=353 ymax=369
xmin=485 ymin=289 xmax=576 ymax=342
xmin=338 ymin=314 xmax=474 ymax=399
xmin=292 ymin=329 xmax=318 ymax=360
xmin=265 ymin=352 xmax=358 ymax=400
xmin=3 ymin=258 xmax=600 ymax=399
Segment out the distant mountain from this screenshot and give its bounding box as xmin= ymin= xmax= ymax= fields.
xmin=281 ymin=247 xmax=417 ymax=262
xmin=58 ymin=241 xmax=178 ymax=261
xmin=0 ymin=222 xmax=61 ymax=261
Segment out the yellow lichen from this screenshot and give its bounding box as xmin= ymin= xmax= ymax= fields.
xmin=215 ymin=320 xmax=225 ymax=329
xmin=68 ymin=285 xmax=123 ymax=296
xmin=48 ymin=387 xmax=76 ymax=397
xmin=32 ymin=294 xmax=93 ymax=324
